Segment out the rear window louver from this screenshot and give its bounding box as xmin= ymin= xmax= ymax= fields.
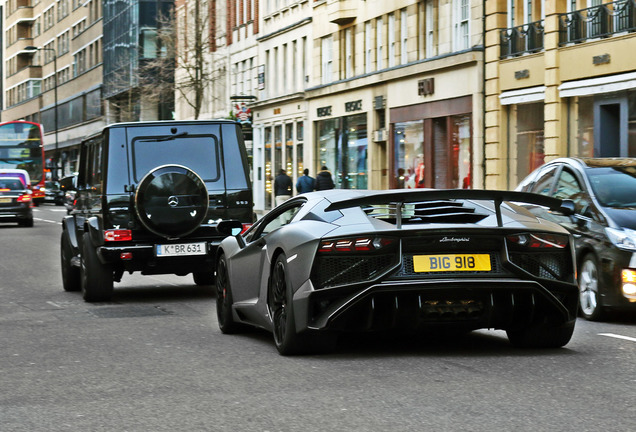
xmin=363 ymin=200 xmax=489 ymax=225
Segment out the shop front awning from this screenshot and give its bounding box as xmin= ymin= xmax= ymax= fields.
xmin=559 ymin=72 xmax=636 ymax=98
xmin=499 ymin=86 xmax=546 ymax=105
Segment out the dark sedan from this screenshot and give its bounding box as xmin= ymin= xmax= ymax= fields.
xmin=216 ymin=189 xmax=578 ymax=355
xmin=0 ymin=176 xmax=34 ymax=227
xmin=517 ymin=157 xmax=636 ymax=320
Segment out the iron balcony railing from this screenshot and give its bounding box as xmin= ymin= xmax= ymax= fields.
xmin=559 ymin=0 xmax=636 ymax=45
xmin=500 ymin=20 xmax=544 ymax=58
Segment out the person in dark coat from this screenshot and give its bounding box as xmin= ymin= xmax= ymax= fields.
xmin=315 ymin=166 xmax=335 ymax=191
xmin=296 ymin=168 xmax=315 ymax=194
xmin=274 ymin=169 xmax=293 ymax=206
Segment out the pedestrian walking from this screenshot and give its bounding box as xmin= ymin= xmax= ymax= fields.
xmin=296 ymin=168 xmax=316 ymax=194
xmin=274 ymin=169 xmax=293 ymax=206
xmin=315 ymin=166 xmax=335 ymax=191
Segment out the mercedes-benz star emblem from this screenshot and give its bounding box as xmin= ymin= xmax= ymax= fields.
xmin=168 ymin=196 xmax=179 ymax=207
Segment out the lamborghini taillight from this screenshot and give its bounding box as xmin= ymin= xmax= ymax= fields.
xmin=318 ymin=237 xmax=395 ymax=253
xmin=506 ymin=233 xmax=569 ymax=249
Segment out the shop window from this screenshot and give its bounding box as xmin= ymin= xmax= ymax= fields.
xmin=573 ymin=96 xmax=594 ymax=157
xmin=451 ymin=115 xmax=471 ymax=189
xmin=285 ymin=123 xmax=293 ymax=176
xmin=264 ymin=127 xmax=273 ymax=209
xmin=274 ymin=125 xmax=282 ymax=175
xmin=317 ymin=114 xmax=368 ymax=189
xmin=394 ymin=120 xmax=424 ymax=189
xmin=628 ymin=91 xmax=636 ymax=156
xmin=509 ymin=103 xmax=544 ymax=188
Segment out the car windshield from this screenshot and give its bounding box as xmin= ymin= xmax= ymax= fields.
xmin=0 ymin=178 xmax=24 ymax=191
xmin=587 ymin=166 xmax=636 ymax=208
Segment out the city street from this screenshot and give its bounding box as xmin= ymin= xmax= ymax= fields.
xmin=2 ymin=205 xmax=636 ymax=431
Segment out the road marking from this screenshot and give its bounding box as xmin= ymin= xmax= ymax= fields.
xmin=599 ymin=333 xmax=636 ymax=343
xmin=35 ymin=218 xmax=62 ymax=225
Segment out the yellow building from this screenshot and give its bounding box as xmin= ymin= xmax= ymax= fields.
xmin=486 ymin=0 xmax=636 ymax=189
xmin=307 ymin=0 xmax=484 ymax=195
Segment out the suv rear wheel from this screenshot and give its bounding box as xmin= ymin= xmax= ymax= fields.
xmin=81 ymin=232 xmax=114 ymax=302
xmin=61 ymin=231 xmax=80 ymax=292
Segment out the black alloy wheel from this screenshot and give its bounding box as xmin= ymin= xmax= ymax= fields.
xmin=506 ymin=319 xmax=575 ymax=348
xmin=61 ymin=231 xmax=80 ymax=292
xmin=268 ymin=254 xmax=304 ymax=355
xmin=216 ymin=255 xmax=243 ymax=334
xmin=80 ymin=232 xmax=114 ymax=302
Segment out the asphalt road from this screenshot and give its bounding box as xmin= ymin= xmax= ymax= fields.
xmin=1 ymin=205 xmax=636 ymax=431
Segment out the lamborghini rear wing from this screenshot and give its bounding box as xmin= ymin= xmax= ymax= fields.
xmin=324 ymin=189 xmax=575 ymax=228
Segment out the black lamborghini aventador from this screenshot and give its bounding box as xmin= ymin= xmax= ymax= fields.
xmin=215 ymin=189 xmax=578 ymax=355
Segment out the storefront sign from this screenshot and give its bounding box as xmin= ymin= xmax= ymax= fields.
xmin=593 ymin=54 xmax=610 ymax=65
xmin=345 ymin=100 xmax=362 ymax=112
xmin=515 ymin=69 xmax=529 ymax=79
xmin=418 ymin=78 xmax=435 ymax=96
xmin=317 ymin=106 xmax=332 ymax=117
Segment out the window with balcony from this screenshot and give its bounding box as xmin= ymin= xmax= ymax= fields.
xmin=365 ymin=21 xmax=372 ymax=74
xmin=376 ymin=17 xmax=383 ymax=70
xmin=388 ymin=13 xmax=396 ymax=67
xmin=400 ymin=9 xmax=408 ymax=64
xmin=425 ymin=0 xmax=436 ymax=58
xmin=559 ymin=0 xmax=636 ymax=45
xmin=500 ymin=0 xmax=544 ymax=57
xmin=321 ymin=36 xmax=333 ymax=85
xmin=453 ymin=0 xmax=470 ymax=50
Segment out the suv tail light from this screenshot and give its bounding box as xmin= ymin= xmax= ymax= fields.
xmin=104 ymin=229 xmax=132 ymax=242
xmin=507 ymin=233 xmax=568 ymax=249
xmin=318 ymin=237 xmax=395 ymax=253
xmin=17 ymin=193 xmax=31 ymax=203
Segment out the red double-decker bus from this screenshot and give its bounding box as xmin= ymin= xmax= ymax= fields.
xmin=0 ymin=121 xmax=46 ymax=204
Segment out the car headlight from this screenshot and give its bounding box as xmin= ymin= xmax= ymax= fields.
xmin=605 ymin=227 xmax=636 ymax=251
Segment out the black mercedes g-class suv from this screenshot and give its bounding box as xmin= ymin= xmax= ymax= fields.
xmin=60 ymin=120 xmax=253 ymax=302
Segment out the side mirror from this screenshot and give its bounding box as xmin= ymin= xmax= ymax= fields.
xmin=559 ymin=199 xmax=576 ymax=216
xmin=59 ymin=176 xmax=77 ymax=191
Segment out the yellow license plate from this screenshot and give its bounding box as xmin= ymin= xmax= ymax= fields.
xmin=413 ymin=254 xmax=491 ymax=272
xmin=0 ymin=197 xmax=11 ymax=203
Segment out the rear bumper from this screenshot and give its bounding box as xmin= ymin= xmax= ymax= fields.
xmin=297 ymin=278 xmax=578 ymax=333
xmin=0 ymin=206 xmax=32 ymax=221
xmin=97 ymin=239 xmax=224 ymax=274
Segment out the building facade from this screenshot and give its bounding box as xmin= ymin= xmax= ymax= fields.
xmin=251 ymin=0 xmax=312 ymax=212
xmin=486 ymin=0 xmax=636 ymax=189
xmin=239 ymin=0 xmax=486 ymax=214
xmin=2 ymin=0 xmax=104 ymax=177
xmin=103 ymin=0 xmax=175 ymax=123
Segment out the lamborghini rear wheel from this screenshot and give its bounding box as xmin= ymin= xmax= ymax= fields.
xmin=269 ymin=254 xmax=303 ymax=355
xmin=506 ymin=319 xmax=575 ymax=348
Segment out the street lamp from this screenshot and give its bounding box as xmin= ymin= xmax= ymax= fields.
xmin=25 ymin=45 xmax=58 ymax=180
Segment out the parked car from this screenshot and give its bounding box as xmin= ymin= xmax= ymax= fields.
xmin=59 ymin=174 xmax=77 ymax=214
xmin=215 ymin=189 xmax=578 ymax=355
xmin=43 ymin=180 xmax=64 ymax=205
xmin=516 ymin=157 xmax=636 ymax=320
xmin=60 ymin=120 xmax=253 ymax=302
xmin=0 ymin=176 xmax=33 ymax=227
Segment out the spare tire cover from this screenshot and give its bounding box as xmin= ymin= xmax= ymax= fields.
xmin=135 ymin=164 xmax=209 ymax=238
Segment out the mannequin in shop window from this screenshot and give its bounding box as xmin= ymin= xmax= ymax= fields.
xmin=415 ymin=154 xmax=425 ymax=188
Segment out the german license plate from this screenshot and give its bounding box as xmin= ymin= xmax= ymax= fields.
xmin=413 ymin=254 xmax=491 ymax=272
xmin=0 ymin=197 xmax=11 ymax=203
xmin=156 ymin=242 xmax=206 ymax=257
